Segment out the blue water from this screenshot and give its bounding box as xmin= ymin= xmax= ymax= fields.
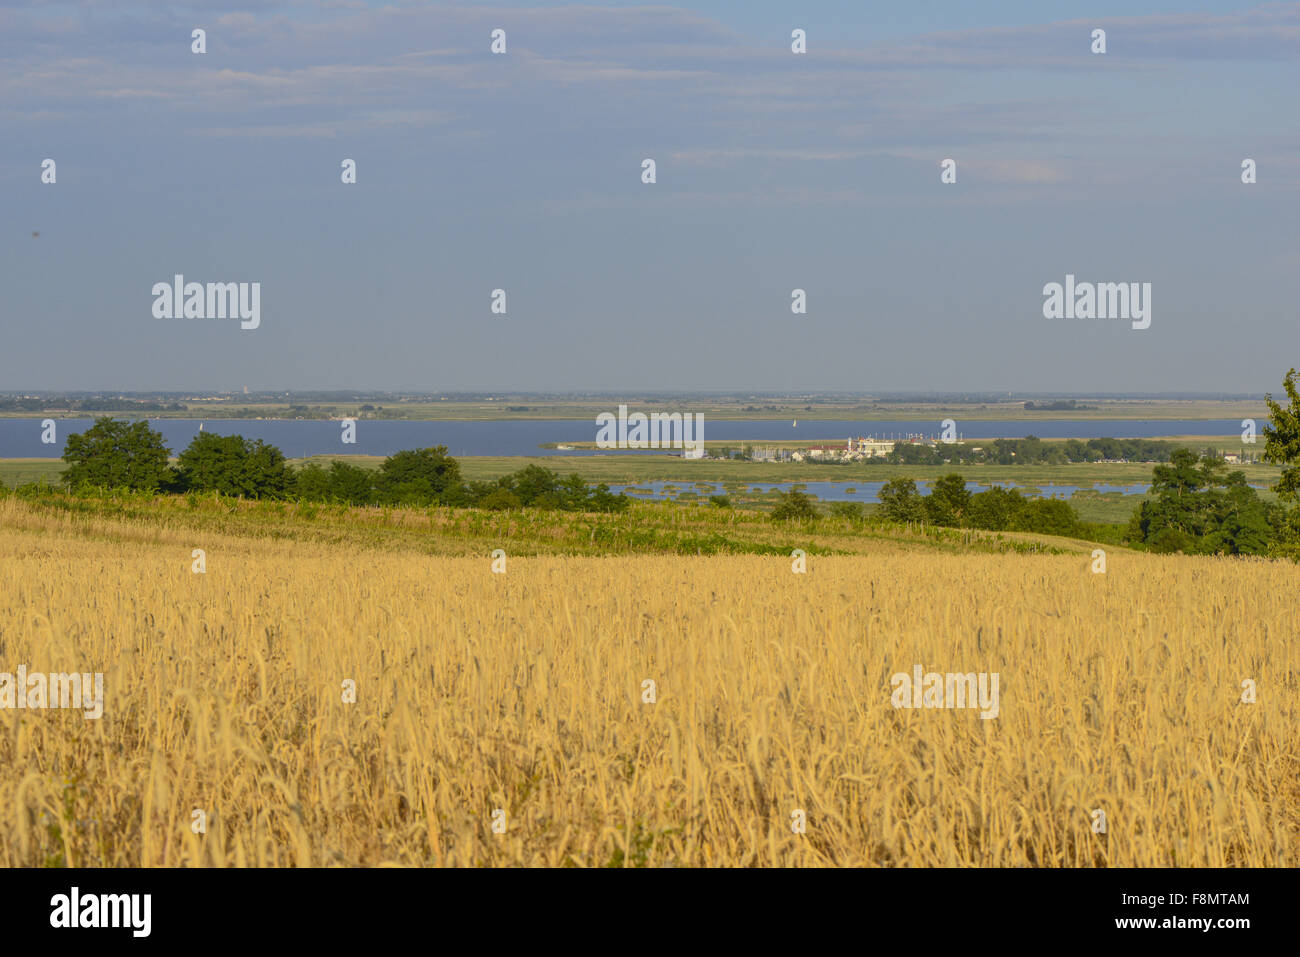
xmin=611 ymin=480 xmax=1126 ymax=503
xmin=610 ymin=480 xmax=1267 ymax=503
xmin=0 ymin=417 xmax=1252 ymax=459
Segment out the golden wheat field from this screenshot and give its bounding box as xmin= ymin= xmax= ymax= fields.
xmin=0 ymin=498 xmax=1296 ymax=867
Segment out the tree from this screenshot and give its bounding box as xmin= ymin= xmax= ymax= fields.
xmin=888 ymin=443 xmax=938 ymax=465
xmin=1013 ymin=498 xmax=1080 ymax=537
xmin=326 ymin=460 xmax=377 ymax=505
xmin=293 ymin=462 xmax=333 ymax=500
xmin=771 ymin=489 xmax=818 ymax=521
xmin=877 ymin=477 xmax=926 ymax=523
xmin=1062 ymin=439 xmax=1095 ymax=462
xmin=61 ymin=417 xmax=173 ymax=491
xmin=293 ymin=460 xmax=375 ymax=505
xmin=375 ymin=446 xmax=463 ymax=505
xmin=1149 ymin=447 xmax=1203 ymax=501
xmin=477 ymin=487 xmax=522 ymax=510
xmin=1129 ymin=450 xmax=1277 ymax=555
xmin=925 ymin=474 xmax=970 ymax=526
xmin=584 ymin=481 xmax=630 ymax=513
xmin=965 ymin=486 xmax=1023 ymax=530
xmin=828 ymin=501 xmax=864 ymax=520
xmin=1264 ymin=368 xmax=1300 ymax=502
xmin=176 ymin=432 xmax=292 ymax=498
xmin=1259 ymin=369 xmax=1300 ymax=558
xmin=509 ymin=464 xmax=560 ymax=506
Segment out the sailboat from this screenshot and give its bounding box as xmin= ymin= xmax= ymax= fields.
xmin=792 ymin=419 xmax=797 ymax=427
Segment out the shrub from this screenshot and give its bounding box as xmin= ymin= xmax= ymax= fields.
xmin=771 ymin=489 xmax=818 ymax=521
xmin=828 ymin=501 xmax=863 ymax=520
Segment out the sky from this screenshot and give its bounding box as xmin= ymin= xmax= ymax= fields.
xmin=3 ymin=0 xmax=1298 ymax=394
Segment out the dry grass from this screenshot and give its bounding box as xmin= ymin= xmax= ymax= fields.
xmin=0 ymin=497 xmax=1295 ymax=867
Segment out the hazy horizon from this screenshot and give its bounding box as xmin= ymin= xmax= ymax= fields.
xmin=0 ymin=388 xmax=1276 ymax=401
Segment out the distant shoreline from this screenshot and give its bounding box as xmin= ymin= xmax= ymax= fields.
xmin=0 ymin=397 xmax=1271 ymax=422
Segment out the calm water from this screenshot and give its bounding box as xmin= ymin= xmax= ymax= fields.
xmin=0 ymin=417 xmax=1250 ymax=459
xmin=610 ymin=480 xmax=1264 ymax=503
xmin=610 ymin=480 xmax=1131 ymax=503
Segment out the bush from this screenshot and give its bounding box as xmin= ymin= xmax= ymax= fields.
xmin=771 ymin=489 xmax=818 ymax=521
xmin=293 ymin=461 xmax=376 ymax=505
xmin=1150 ymin=527 xmax=1194 ymax=554
xmin=477 ymin=487 xmax=522 ymax=511
xmin=828 ymin=501 xmax=863 ymax=520
xmin=1013 ymin=498 xmax=1080 ymax=537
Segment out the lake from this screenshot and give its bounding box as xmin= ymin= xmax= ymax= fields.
xmin=0 ymin=417 xmax=1251 ymax=459
xmin=610 ymin=480 xmax=1124 ymax=503
xmin=610 ymin=480 xmax=1266 ymax=503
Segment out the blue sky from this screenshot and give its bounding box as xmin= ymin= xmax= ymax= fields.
xmin=3 ymin=1 xmax=1297 ymax=393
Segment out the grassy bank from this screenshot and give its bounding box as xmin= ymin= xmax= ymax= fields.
xmin=0 ymin=487 xmax=1091 ymax=559
xmin=6 ymin=454 xmax=1280 ymax=526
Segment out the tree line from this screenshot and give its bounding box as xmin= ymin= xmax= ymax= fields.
xmin=874 ymin=475 xmax=1083 ymax=536
xmin=885 ymin=436 xmax=1205 ymax=466
xmin=57 ymin=417 xmax=629 ymax=512
xmin=0 ymin=397 xmax=187 ymax=412
xmin=870 ymin=369 xmax=1300 ymax=558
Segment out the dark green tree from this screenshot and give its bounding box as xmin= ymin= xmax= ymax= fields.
xmin=293 ymin=462 xmax=333 ymax=500
xmin=176 ymin=432 xmax=292 ymax=498
xmin=477 ymin=487 xmax=522 ymax=510
xmin=828 ymin=501 xmax=864 ymax=520
xmin=877 ymin=477 xmax=926 ymax=523
xmin=510 ymin=464 xmax=561 ymax=506
xmin=771 ymin=489 xmax=818 ymax=521
xmin=1264 ymin=368 xmax=1300 ymax=503
xmin=1150 ymin=448 xmax=1204 ymax=502
xmin=925 ymin=474 xmax=970 ymax=526
xmin=582 ymin=480 xmax=630 ymax=513
xmin=325 ymin=460 xmax=376 ymax=505
xmin=61 ymin=417 xmax=174 ymax=491
xmin=293 ymin=460 xmax=375 ymax=505
xmin=375 ymin=446 xmax=463 ymax=505
xmin=1013 ymin=498 xmax=1080 ymax=537
xmin=964 ymin=486 xmax=1024 ymax=530
xmin=1129 ymin=450 xmax=1277 ymax=555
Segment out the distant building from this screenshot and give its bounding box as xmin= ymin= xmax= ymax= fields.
xmin=846 ymin=437 xmax=896 ymax=458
